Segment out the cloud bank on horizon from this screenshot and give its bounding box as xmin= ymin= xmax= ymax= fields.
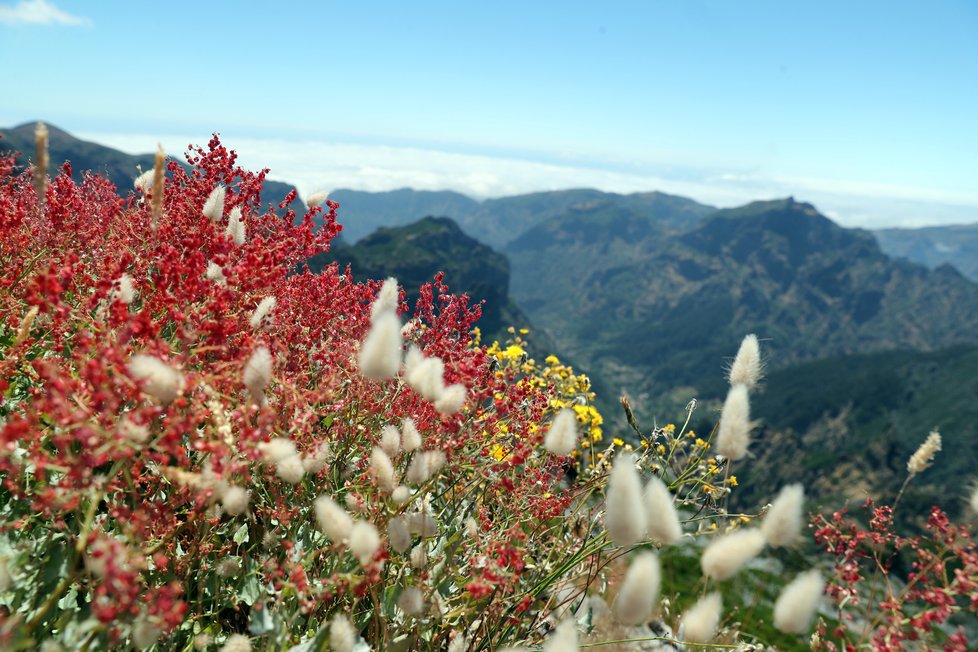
xmin=78 ymin=130 xmax=977 ymax=230
xmin=0 ymin=0 xmax=90 ymax=26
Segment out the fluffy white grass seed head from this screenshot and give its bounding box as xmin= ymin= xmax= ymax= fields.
xmin=716 ymin=383 xmax=752 ymax=461
xmin=728 ymin=334 xmax=763 ymax=390
xmin=388 ymin=516 xmax=411 ymax=553
xmin=403 ymin=345 xmax=424 ymax=376
xmin=219 ymin=634 xmax=252 ymax=652
xmin=370 ymin=447 xmax=397 ymax=492
xmin=305 ymin=190 xmax=329 ymax=209
xmin=701 ymin=528 xmax=766 ymax=581
xmin=762 ymin=484 xmax=805 ymax=548
xmin=358 ymin=311 xmax=403 ymax=380
xmin=249 ymin=296 xmax=276 ymax=330
xmin=202 ymin=185 xmax=226 ymax=222
xmin=259 ymin=438 xmax=297 ymax=463
xmin=371 ymin=277 xmax=400 ymax=322
xmin=408 ymin=508 xmax=439 ymax=538
xmin=275 ymin=455 xmax=305 ymax=484
xmin=205 ymin=261 xmax=226 ymax=285
xmin=132 ymin=619 xmax=161 ymax=649
xmin=302 ymin=442 xmax=330 ymax=474
xmin=773 ymin=570 xmax=824 ymax=634
xmin=128 ymin=354 xmax=184 ymax=404
xmin=680 ymin=592 xmax=723 ymax=644
xmin=544 ymin=408 xmax=579 ymax=456
xmin=406 ymin=450 xmax=447 ymax=485
xmin=226 ymin=206 xmax=246 ymax=245
xmin=149 ymin=144 xmax=165 ymax=229
xmin=134 ymin=168 xmax=154 ymax=193
xmin=398 ymin=586 xmax=425 ymax=616
xmin=543 ymin=619 xmax=578 ymax=652
xmin=401 ymin=417 xmax=422 ymax=452
xmin=243 ymin=347 xmax=273 ymax=405
xmin=644 ymin=476 xmax=682 ymax=545
xmin=380 ymin=424 xmax=401 ymax=458
xmin=119 ymin=417 xmax=149 ymax=444
xmin=392 ymin=485 xmax=411 ymax=504
xmin=329 ymin=615 xmax=358 ymax=652
xmin=605 ymin=453 xmax=648 ymax=547
xmin=410 ymin=543 xmax=427 ymax=568
xmin=907 ymin=430 xmax=942 ymax=476
xmin=116 ymin=273 xmax=135 ymax=304
xmin=447 ymin=633 xmax=468 ymax=652
xmin=613 ymin=551 xmax=661 ymax=626
xmin=435 ymin=383 xmax=467 ymax=414
xmin=348 ymin=520 xmax=380 ymax=565
xmin=406 ymin=354 xmax=446 ymax=401
xmin=315 ymin=495 xmax=353 ymax=542
xmin=221 ymin=486 xmax=249 ymax=516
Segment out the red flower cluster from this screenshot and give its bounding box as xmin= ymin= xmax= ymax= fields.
xmin=0 ymin=136 xmax=585 ymax=650
xmin=813 ymin=500 xmax=978 ymax=651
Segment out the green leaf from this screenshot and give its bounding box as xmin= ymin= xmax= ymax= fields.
xmin=239 ymin=575 xmax=261 ymax=606
xmin=248 ymin=603 xmax=275 ymax=635
xmin=233 ymin=523 xmax=249 ymax=545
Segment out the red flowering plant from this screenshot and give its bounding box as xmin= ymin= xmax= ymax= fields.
xmin=0 ymin=129 xmax=648 ymax=651
xmin=811 ymin=497 xmax=978 ymax=651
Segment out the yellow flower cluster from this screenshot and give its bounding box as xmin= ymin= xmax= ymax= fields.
xmin=484 ymin=329 xmax=604 ymax=453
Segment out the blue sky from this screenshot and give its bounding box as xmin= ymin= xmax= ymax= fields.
xmin=1 ymin=0 xmax=976 ymax=227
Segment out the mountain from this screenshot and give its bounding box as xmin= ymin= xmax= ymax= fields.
xmin=0 ymin=122 xmax=298 ymax=212
xmin=305 ymin=216 xmax=559 ymax=357
xmin=327 ymin=187 xmax=715 ymax=248
xmin=505 ymin=198 xmax=978 ymax=422
xmin=874 ymin=223 xmax=978 ymax=281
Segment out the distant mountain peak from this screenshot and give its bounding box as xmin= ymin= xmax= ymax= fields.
xmin=682 ymin=196 xmax=877 ymax=264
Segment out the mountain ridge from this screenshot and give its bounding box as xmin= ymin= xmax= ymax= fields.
xmin=0 ymin=121 xmax=299 ymax=211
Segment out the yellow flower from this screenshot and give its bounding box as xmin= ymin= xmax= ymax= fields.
xmin=657 ymin=444 xmax=666 ymax=455
xmin=729 ymin=475 xmax=738 ymax=487
xmin=613 ymin=437 xmax=624 ymax=446
xmin=545 ymin=354 xmax=560 ymax=366
xmin=502 ymin=343 xmax=523 ymax=359
xmin=695 ymin=438 xmax=709 ymax=449
xmin=489 ymin=444 xmax=508 ymax=461
xmin=519 ymin=328 xmax=529 ymax=334
xmin=663 ymin=424 xmax=676 ymax=434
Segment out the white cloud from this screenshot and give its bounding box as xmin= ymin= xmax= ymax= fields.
xmin=0 ymin=0 xmax=91 ymax=26
xmin=76 ymin=130 xmax=978 ymax=230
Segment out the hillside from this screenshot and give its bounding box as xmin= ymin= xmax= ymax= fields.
xmin=0 ymin=122 xmax=298 ymax=211
xmin=505 ymin=198 xmax=978 ymax=422
xmin=875 ymin=223 xmax=978 ymax=281
xmin=305 ymin=216 xmax=559 ymax=358
xmin=328 ymin=187 xmax=715 ymax=248
xmin=735 ymin=344 xmax=978 ymax=520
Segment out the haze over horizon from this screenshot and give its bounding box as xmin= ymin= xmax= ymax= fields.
xmin=1 ymin=0 xmax=976 ymax=228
